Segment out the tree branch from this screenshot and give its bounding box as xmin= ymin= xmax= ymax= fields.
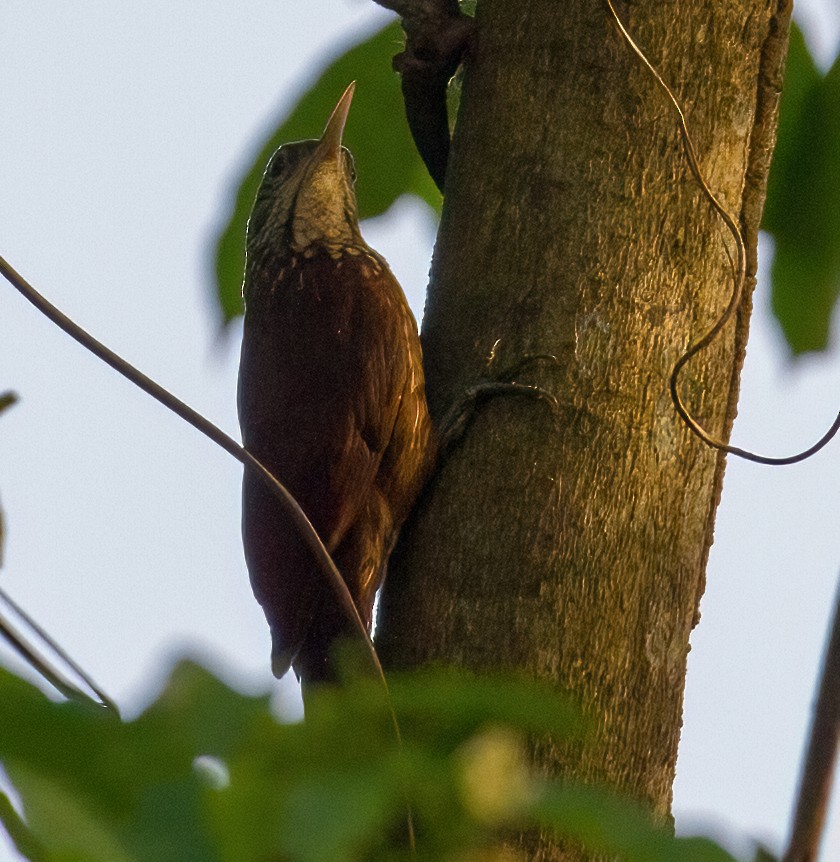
xmin=784 ymin=583 xmax=840 ymax=862
xmin=0 ymin=585 xmax=118 ymax=715
xmin=372 ymin=0 xmax=474 ymax=191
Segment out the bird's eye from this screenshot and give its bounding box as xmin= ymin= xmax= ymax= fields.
xmin=268 ymin=149 xmax=288 ymax=176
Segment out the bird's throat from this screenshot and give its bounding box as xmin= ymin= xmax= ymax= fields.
xmin=291 ymin=160 xmax=360 ymax=254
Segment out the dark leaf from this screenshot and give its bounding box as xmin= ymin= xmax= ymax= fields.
xmin=763 ymin=25 xmax=840 ymax=353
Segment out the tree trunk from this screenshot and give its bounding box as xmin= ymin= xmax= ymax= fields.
xmin=376 ymin=0 xmax=791 ymax=857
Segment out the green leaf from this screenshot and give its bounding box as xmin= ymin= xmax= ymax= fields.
xmin=763 ymin=25 xmax=840 ymax=353
xmin=275 ymin=765 xmax=399 ymax=862
xmin=0 ymin=790 xmax=49 ymax=862
xmin=4 ymin=766 xmax=135 ymax=862
xmin=387 ymin=667 xmax=585 ymax=750
xmin=0 ymin=659 xmax=741 ymax=862
xmin=0 ymin=660 xmax=270 ymax=862
xmin=534 ymin=784 xmax=738 ymax=862
xmin=212 ymin=20 xmax=442 ymax=325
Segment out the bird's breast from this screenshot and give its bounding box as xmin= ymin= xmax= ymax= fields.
xmin=239 ymin=246 xmax=419 ymax=440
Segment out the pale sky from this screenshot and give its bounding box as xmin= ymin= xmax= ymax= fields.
xmin=1 ymin=2 xmax=839 ymax=858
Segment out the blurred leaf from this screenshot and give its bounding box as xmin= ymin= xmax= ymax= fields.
xmin=213 ymin=20 xmax=441 ymax=325
xmin=387 ymin=666 xmax=585 ymax=750
xmin=276 ymin=765 xmax=399 ymax=862
xmin=0 ymin=659 xmax=268 ymax=862
xmin=6 ymin=766 xmax=134 ymax=862
xmin=0 ymin=658 xmax=741 ymax=862
xmin=534 ymin=784 xmax=738 ymax=862
xmin=0 ymin=791 xmax=48 ymax=862
xmin=763 ymin=25 xmax=840 ymax=353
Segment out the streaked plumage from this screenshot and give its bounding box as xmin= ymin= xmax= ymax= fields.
xmin=238 ymin=84 xmax=435 ymax=684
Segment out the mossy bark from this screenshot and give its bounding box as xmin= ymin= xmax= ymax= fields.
xmin=377 ymin=1 xmax=791 ymax=857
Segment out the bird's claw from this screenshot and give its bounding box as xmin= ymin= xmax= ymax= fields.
xmin=439 ymin=353 xmax=560 ymax=453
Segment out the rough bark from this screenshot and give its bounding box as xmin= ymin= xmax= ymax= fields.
xmin=376 ymin=1 xmax=791 ymax=858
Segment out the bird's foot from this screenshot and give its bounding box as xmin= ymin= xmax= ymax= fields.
xmin=439 ymin=349 xmax=560 ymax=454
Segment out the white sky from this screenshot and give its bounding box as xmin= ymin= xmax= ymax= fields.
xmin=1 ymin=1 xmax=839 ymax=858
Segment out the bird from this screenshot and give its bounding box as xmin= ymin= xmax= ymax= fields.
xmin=237 ymin=82 xmax=436 ymax=686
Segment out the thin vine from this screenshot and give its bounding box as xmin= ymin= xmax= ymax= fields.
xmin=605 ymin=0 xmax=840 ymax=465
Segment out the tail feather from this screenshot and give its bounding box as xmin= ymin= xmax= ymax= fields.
xmin=292 ymin=593 xmax=357 ymax=689
xmin=270 ymin=631 xmax=299 ymax=680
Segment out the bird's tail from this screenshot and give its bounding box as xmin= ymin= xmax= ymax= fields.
xmin=292 ymin=591 xmax=361 ymax=690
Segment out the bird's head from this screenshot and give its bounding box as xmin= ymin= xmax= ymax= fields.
xmin=246 ymin=82 xmax=361 ymax=264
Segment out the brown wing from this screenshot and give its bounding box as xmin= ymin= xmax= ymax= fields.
xmin=238 ymin=249 xmax=416 ymax=677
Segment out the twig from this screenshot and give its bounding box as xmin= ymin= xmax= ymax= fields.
xmin=0 ymin=585 xmax=118 ymax=715
xmin=372 ymin=0 xmax=459 ymax=29
xmin=372 ymin=0 xmax=474 ymax=191
xmin=784 ymin=582 xmax=840 ymax=862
